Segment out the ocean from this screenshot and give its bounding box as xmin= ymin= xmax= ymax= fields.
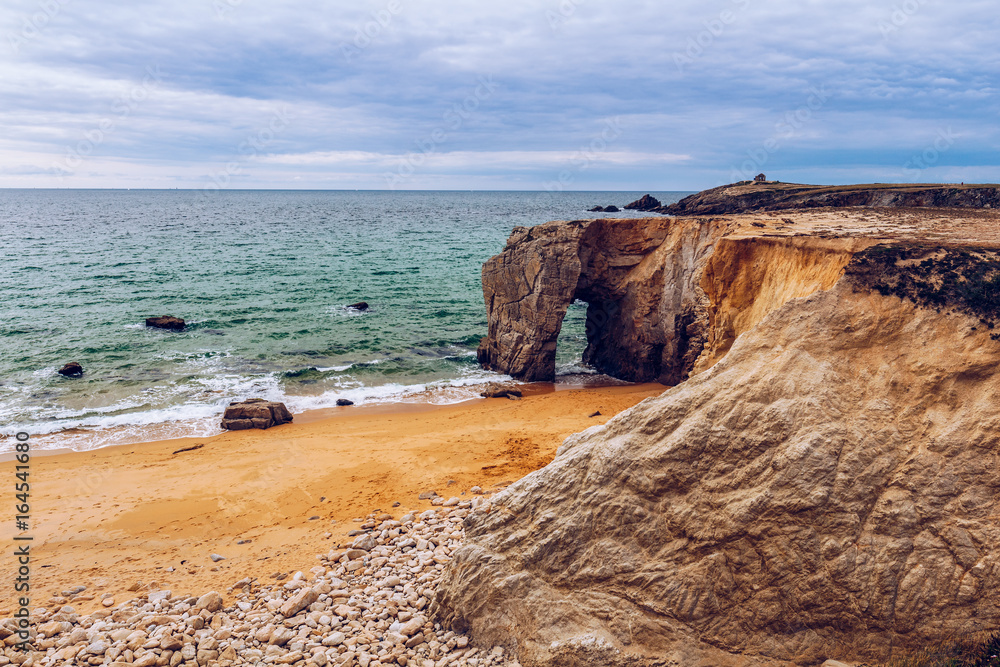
xmin=0 ymin=190 xmax=686 ymax=453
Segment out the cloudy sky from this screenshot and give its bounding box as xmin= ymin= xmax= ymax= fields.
xmin=1 ymin=0 xmax=997 ymax=190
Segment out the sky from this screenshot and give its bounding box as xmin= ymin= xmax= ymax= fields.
xmin=1 ymin=0 xmax=998 ymax=190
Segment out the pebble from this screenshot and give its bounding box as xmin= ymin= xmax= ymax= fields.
xmin=147 ymin=590 xmax=171 ymax=602
xmin=194 ymin=591 xmax=224 ymax=612
xmin=210 ymin=553 xmax=226 ymax=562
xmin=4 ymin=498 xmax=520 ymax=667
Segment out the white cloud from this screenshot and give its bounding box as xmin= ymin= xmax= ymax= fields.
xmin=1 ymin=0 xmax=999 ymax=188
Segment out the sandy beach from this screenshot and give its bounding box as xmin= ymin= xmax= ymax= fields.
xmin=0 ymin=384 xmax=664 ymax=618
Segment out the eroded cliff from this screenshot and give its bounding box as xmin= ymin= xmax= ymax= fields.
xmin=445 ymin=208 xmax=1000 ymax=666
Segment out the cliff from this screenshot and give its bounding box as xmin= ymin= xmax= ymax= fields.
xmin=659 ymin=181 xmax=1000 ymax=216
xmin=479 ymin=208 xmax=1000 ymax=385
xmin=443 ymin=207 xmax=1000 ymax=666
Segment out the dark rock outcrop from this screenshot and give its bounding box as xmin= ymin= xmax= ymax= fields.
xmin=661 ymin=182 xmax=1000 ymax=216
xmin=57 ymin=362 xmax=84 ymax=377
xmin=336 ymin=398 xmax=354 ymax=406
xmin=603 ymin=205 xmax=619 ymax=212
xmin=624 ymin=194 xmax=662 ymax=211
xmin=220 ymin=399 xmax=293 ymax=430
xmin=588 ymin=206 xmax=606 ymax=212
xmin=145 ymin=316 xmax=185 ymax=330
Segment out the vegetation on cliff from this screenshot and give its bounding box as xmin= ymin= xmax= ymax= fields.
xmin=660 ymin=181 xmax=1000 ymax=215
xmin=846 ymin=245 xmax=1000 ymax=331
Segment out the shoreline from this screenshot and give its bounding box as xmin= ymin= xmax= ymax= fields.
xmin=0 ymin=375 xmax=628 ymax=462
xmin=0 ymin=382 xmax=665 ymax=617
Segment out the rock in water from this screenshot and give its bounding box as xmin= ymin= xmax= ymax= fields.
xmin=623 ymin=194 xmax=662 ymax=210
xmin=602 ymin=205 xmax=619 ymax=212
xmin=145 ymin=316 xmax=185 ymax=330
xmin=57 ymin=362 xmax=84 ymax=377
xmin=346 ymin=301 xmax=369 ymax=311
xmin=588 ymin=206 xmax=606 ymax=212
xmin=436 ymin=257 xmax=1000 ymax=666
xmin=220 ymin=398 xmax=293 ymax=430
xmin=336 ymin=398 xmax=354 ymax=406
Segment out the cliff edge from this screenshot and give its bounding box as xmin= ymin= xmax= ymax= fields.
xmin=443 ymin=208 xmax=1000 ymax=666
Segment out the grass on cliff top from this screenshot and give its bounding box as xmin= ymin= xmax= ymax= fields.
xmin=728 ymin=182 xmax=1000 ymax=195
xmin=845 ymin=244 xmax=1000 ymax=330
xmin=861 ymin=632 xmax=1000 ymax=667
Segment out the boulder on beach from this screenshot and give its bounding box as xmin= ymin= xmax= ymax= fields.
xmin=346 ymin=302 xmax=369 ymax=311
xmin=57 ymin=362 xmax=84 ymax=377
xmin=336 ymin=398 xmax=354 ymax=406
xmin=145 ymin=316 xmax=185 ymax=330
xmin=624 ymin=194 xmax=662 ymax=210
xmin=220 ymin=398 xmax=293 ymax=430
xmin=479 ymin=383 xmax=523 ymax=399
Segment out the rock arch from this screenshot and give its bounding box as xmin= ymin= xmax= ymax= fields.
xmin=477 ymin=217 xmax=859 ymax=385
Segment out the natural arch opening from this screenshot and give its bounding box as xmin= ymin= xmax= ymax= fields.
xmin=553 ymin=299 xmax=591 ymax=376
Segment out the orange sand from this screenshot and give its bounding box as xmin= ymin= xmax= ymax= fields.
xmin=0 ymin=384 xmax=664 ymax=615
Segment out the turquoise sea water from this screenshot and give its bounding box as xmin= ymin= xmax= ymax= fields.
xmin=0 ymin=190 xmax=686 ymax=452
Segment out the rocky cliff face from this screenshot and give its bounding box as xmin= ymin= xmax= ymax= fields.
xmin=444 ymin=209 xmax=1000 ymax=666
xmin=479 ymin=214 xmax=873 ymax=385
xmin=661 ymin=182 xmax=1000 ymax=216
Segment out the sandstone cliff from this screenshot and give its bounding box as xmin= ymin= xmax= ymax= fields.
xmin=443 ymin=208 xmax=1000 ymax=666
xmin=479 ymin=208 xmax=1000 ymax=385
